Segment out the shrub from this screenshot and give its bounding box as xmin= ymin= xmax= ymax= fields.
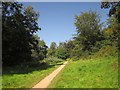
xmin=43 ymin=57 xmax=64 ymax=65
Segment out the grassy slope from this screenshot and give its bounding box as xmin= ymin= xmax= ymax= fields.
xmin=2 ymin=64 xmax=60 ymax=88
xmin=48 ymin=56 xmax=118 ymax=88
xmin=48 ymin=45 xmax=118 ymax=88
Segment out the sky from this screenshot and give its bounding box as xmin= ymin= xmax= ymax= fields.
xmin=22 ymin=2 xmax=109 ymax=47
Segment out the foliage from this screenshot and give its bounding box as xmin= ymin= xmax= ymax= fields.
xmin=101 ymin=1 xmax=120 ymax=50
xmin=31 ymin=35 xmax=48 ymax=61
xmin=101 ymin=1 xmax=120 ymax=23
xmin=70 ymin=44 xmax=82 ymax=57
xmin=47 ymin=42 xmax=57 ymax=57
xmin=50 ymin=42 xmax=57 ymax=50
xmin=90 ymin=45 xmax=118 ymax=59
xmin=63 ymin=40 xmax=75 ymax=58
xmin=38 ymin=40 xmax=48 ymax=59
xmin=74 ymin=10 xmax=103 ymax=52
xmin=104 ymin=16 xmax=119 ymax=41
xmin=43 ymin=57 xmax=64 ymax=65
xmin=2 ymin=2 xmax=41 ymax=66
xmin=55 ymin=47 xmax=68 ymax=60
xmin=55 ymin=42 xmax=69 ymax=60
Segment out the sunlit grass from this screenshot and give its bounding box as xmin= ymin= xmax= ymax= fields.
xmin=2 ymin=64 xmax=59 ymax=88
xmin=48 ymin=56 xmax=118 ymax=88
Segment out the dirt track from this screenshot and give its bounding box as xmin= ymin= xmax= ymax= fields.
xmin=31 ymin=61 xmax=68 ymax=89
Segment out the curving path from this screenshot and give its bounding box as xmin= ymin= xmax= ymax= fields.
xmin=31 ymin=61 xmax=68 ymax=89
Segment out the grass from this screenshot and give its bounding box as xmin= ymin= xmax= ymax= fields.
xmin=0 ymin=74 xmax=2 ymax=90
xmin=2 ymin=62 xmax=62 ymax=88
xmin=48 ymin=56 xmax=118 ymax=88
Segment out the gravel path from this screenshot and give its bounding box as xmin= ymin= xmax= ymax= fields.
xmin=31 ymin=61 xmax=68 ymax=89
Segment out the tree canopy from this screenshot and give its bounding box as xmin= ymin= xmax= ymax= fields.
xmin=2 ymin=2 xmax=41 ymax=66
xmin=74 ymin=10 xmax=103 ymax=52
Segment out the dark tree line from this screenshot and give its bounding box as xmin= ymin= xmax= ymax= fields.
xmin=2 ymin=2 xmax=48 ymax=66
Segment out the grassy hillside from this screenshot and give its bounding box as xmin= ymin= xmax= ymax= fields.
xmin=48 ymin=45 xmax=118 ymax=88
xmin=48 ymin=56 xmax=118 ymax=88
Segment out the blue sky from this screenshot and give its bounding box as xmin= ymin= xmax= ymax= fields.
xmin=22 ymin=2 xmax=109 ymax=47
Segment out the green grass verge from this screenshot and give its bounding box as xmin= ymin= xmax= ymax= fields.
xmin=0 ymin=75 xmax=2 ymax=89
xmin=2 ymin=64 xmax=60 ymax=88
xmin=48 ymin=56 xmax=118 ymax=88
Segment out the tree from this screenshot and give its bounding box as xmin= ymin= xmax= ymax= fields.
xmin=74 ymin=10 xmax=103 ymax=52
xmin=106 ymin=16 xmax=119 ymax=41
xmin=31 ymin=35 xmax=48 ymax=60
xmin=39 ymin=40 xmax=48 ymax=59
xmin=101 ymin=1 xmax=120 ymax=49
xmin=2 ymin=2 xmax=40 ymax=66
xmin=61 ymin=40 xmax=75 ymax=58
xmin=50 ymin=42 xmax=57 ymax=50
xmin=101 ymin=1 xmax=120 ymax=23
xmin=55 ymin=42 xmax=69 ymax=60
xmin=47 ymin=42 xmax=57 ymax=57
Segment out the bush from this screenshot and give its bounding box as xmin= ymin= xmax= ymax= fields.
xmin=71 ymin=56 xmax=79 ymax=61
xmin=90 ymin=45 xmax=118 ymax=59
xmin=43 ymin=57 xmax=64 ymax=65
